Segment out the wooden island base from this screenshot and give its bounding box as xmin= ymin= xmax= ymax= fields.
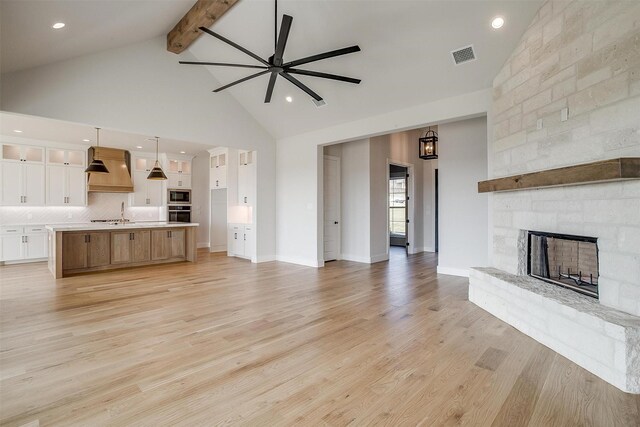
xmin=48 ymin=225 xmax=197 ymax=278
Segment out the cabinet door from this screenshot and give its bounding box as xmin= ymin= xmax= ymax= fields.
xmin=66 ymin=167 xmax=86 ymax=206
xmin=168 ymin=173 xmax=181 ymax=189
xmin=23 ymin=163 xmax=45 ymax=206
xmin=131 ymin=170 xmax=149 ymax=206
xmin=1 ymin=234 xmax=23 ymax=261
xmin=62 ymin=234 xmax=88 ymax=270
xmin=151 ymin=230 xmax=170 ymax=260
xmin=238 ymin=165 xmax=248 ymax=204
xmin=1 ymin=162 xmax=23 ymax=205
xmin=231 ymin=225 xmax=244 ymax=256
xmin=132 ymin=230 xmax=151 ymax=262
xmin=180 ymin=174 xmax=191 ymax=189
xmin=88 ymin=232 xmax=110 ymax=267
xmin=170 ymin=229 xmax=185 ymax=258
xmin=46 ymin=165 xmax=67 ymax=206
xmin=24 ymin=234 xmax=47 ymax=259
xmin=111 ymin=231 xmax=132 ymax=264
xmin=243 ymin=226 xmax=254 ymax=259
xmin=217 ymin=165 xmax=227 ymax=189
xmin=147 ymin=178 xmax=163 ymax=206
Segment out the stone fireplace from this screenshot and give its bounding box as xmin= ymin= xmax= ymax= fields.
xmin=469 ymin=0 xmax=640 ymax=393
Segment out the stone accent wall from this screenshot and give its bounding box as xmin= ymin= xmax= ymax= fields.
xmin=490 ymin=0 xmax=640 ymax=316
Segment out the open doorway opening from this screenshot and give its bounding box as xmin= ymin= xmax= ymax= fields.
xmin=389 ymin=164 xmax=408 ymax=253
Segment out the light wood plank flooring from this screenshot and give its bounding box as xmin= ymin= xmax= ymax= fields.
xmin=1 ymin=250 xmax=638 ymax=426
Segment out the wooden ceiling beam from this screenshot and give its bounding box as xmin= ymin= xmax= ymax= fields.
xmin=167 ymin=0 xmax=240 ymax=54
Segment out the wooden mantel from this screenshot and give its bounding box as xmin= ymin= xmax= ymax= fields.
xmin=167 ymin=0 xmax=240 ymax=54
xmin=478 ymin=158 xmax=640 ymax=193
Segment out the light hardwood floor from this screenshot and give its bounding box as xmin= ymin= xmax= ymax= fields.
xmin=1 ymin=249 xmax=638 ymax=426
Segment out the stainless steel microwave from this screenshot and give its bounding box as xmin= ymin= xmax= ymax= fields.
xmin=168 ymin=189 xmax=191 ymax=204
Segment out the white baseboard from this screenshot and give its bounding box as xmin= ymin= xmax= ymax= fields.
xmin=1 ymin=258 xmax=47 ymax=265
xmin=437 ymin=266 xmax=470 ymax=277
xmin=276 ymin=255 xmax=321 ymax=267
xmin=255 ymin=254 xmax=277 ymax=263
xmin=209 ymin=244 xmax=227 ymax=253
xmin=421 ymin=246 xmax=436 ymax=252
xmin=340 ymin=254 xmax=370 ymax=263
xmin=370 ymin=253 xmax=389 ymax=263
xmin=197 ymin=242 xmax=210 ymax=249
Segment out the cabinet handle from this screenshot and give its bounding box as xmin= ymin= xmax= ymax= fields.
xmin=24 ymin=236 xmax=28 ymax=243
xmin=216 ymin=180 xmax=219 ymax=187
xmin=234 ymin=232 xmax=237 ymax=240
xmin=244 ymin=234 xmax=246 ymax=241
xmin=87 ymin=234 xmax=91 ymax=243
xmin=23 ymin=196 xmax=26 ymax=203
xmin=244 ymin=196 xmax=247 ymax=203
xmin=21 ymin=236 xmax=25 ymax=243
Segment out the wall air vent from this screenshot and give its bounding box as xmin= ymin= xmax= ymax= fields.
xmin=451 ymin=45 xmax=476 ymax=65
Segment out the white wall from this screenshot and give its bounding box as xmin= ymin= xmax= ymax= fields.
xmin=278 ymin=90 xmax=491 ymax=267
xmin=437 ymin=117 xmax=488 ymax=276
xmin=0 ymin=36 xmax=276 ymax=260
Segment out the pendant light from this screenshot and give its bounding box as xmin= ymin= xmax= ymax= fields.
xmin=419 ymin=126 xmax=438 ymax=160
xmin=85 ymin=127 xmax=110 ymax=173
xmin=147 ymin=137 xmax=167 ymax=180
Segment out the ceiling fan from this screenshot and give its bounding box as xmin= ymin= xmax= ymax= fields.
xmin=179 ymin=0 xmax=361 ymax=104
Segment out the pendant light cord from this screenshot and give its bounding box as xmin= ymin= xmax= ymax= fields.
xmin=95 ymin=127 xmax=101 ymax=159
xmin=274 ymin=0 xmax=278 ymax=52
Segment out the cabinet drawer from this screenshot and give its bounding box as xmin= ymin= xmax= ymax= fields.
xmin=26 ymin=226 xmax=46 ymax=234
xmin=1 ymin=226 xmax=24 ymax=235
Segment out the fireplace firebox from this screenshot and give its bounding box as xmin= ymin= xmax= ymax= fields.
xmin=527 ymin=231 xmax=599 ymax=298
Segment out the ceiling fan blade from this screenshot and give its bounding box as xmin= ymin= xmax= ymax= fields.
xmin=286 ymin=69 xmax=361 ymax=84
xmin=179 ymin=61 xmax=268 ymax=70
xmin=273 ymin=14 xmax=293 ymax=66
xmin=199 ymin=26 xmax=270 ymax=66
xmin=213 ymin=70 xmax=270 ymax=93
xmin=264 ymin=72 xmax=278 ymax=103
xmin=280 ymin=72 xmax=322 ymax=102
xmin=283 ymin=45 xmax=361 ymax=68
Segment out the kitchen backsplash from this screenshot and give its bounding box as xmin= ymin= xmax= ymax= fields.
xmin=0 ymin=193 xmax=165 ymax=225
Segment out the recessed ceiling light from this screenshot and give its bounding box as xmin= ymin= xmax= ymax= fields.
xmin=52 ymin=22 xmax=65 ymax=29
xmin=82 ymin=138 xmax=90 ymax=142
xmin=136 ymin=145 xmax=143 ymax=149
xmin=180 ymin=151 xmax=186 ymax=154
xmin=13 ymin=129 xmax=23 ymax=133
xmin=285 ymin=96 xmax=293 ymax=103
xmin=491 ymin=16 xmax=504 ymax=29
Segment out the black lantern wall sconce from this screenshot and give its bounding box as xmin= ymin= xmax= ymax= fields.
xmin=419 ymin=127 xmax=438 ymax=160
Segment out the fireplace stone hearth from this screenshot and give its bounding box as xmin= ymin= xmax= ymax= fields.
xmin=469 ymin=268 xmax=640 ymax=393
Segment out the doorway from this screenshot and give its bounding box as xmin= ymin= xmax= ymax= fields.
xmin=435 ymin=168 xmax=439 ymax=253
xmin=389 ymin=164 xmax=408 ymax=250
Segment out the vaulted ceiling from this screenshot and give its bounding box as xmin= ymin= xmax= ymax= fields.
xmin=0 ymin=0 xmax=543 ymax=140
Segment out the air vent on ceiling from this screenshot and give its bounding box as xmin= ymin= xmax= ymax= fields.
xmin=451 ymin=45 xmax=476 ymax=65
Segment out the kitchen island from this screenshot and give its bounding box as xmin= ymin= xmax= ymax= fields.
xmin=46 ymin=222 xmax=198 ymax=278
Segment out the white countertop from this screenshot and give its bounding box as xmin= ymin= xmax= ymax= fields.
xmin=45 ymin=222 xmax=199 ymax=232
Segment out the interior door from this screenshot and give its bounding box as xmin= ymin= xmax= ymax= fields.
xmin=323 ymin=155 xmax=340 ymax=261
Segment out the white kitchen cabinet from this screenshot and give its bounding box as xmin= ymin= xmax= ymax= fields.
xmin=237 ymin=150 xmax=255 ymax=206
xmin=168 ymin=172 xmax=191 ymax=189
xmin=210 ymin=149 xmax=228 ymax=189
xmin=228 ymin=224 xmax=254 ymax=260
xmin=1 ymin=161 xmax=45 ymax=206
xmin=47 ymin=148 xmax=85 ymax=167
xmin=0 ymin=225 xmax=48 ymax=262
xmin=46 ymin=164 xmax=86 ymax=206
xmin=131 ymin=156 xmax=164 ymax=206
xmin=167 ymin=158 xmax=192 ymax=189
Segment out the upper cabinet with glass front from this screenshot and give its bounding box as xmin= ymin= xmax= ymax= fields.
xmin=2 ymin=143 xmax=44 ymax=163
xmin=47 ymin=148 xmax=86 ymax=167
xmin=167 ymin=157 xmax=192 ymax=189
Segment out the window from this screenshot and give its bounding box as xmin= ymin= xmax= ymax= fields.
xmin=389 ymin=177 xmax=406 ymax=236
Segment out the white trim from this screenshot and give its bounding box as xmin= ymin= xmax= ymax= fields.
xmin=370 ymin=253 xmax=389 ymax=263
xmin=255 ymin=254 xmax=276 ymax=263
xmin=340 ymin=254 xmax=371 ymax=263
xmin=276 ymin=255 xmax=321 ymax=267
xmin=197 ymin=242 xmax=210 ymax=249
xmin=437 ymin=266 xmax=470 ymax=277
xmin=1 ymin=258 xmax=47 ymax=265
